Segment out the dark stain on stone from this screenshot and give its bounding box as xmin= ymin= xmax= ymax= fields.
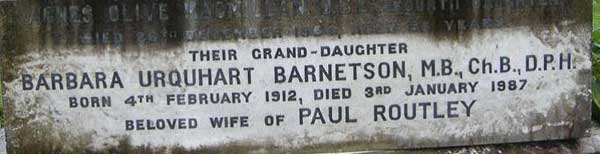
xmin=523 ymin=90 xmax=591 ymax=143
xmin=576 ymin=68 xmax=593 ymax=87
xmin=8 ymin=0 xmax=593 ymax=50
xmin=569 ymin=89 xmax=592 ymax=138
xmin=0 ymin=2 xmax=20 ymax=83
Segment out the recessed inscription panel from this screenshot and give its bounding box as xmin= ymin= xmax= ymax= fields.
xmin=1 ymin=0 xmax=592 ymax=153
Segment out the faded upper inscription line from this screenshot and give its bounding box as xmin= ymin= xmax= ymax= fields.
xmin=18 ymin=0 xmax=580 ymax=48
xmin=40 ymin=0 xmax=563 ymax=24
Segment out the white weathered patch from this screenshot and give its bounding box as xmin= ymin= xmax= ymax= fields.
xmin=4 ymin=26 xmax=591 ymax=149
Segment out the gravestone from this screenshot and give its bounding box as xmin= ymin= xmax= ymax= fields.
xmin=0 ymin=0 xmax=593 ymax=153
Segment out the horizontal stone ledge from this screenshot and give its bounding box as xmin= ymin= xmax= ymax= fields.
xmin=349 ymin=122 xmax=600 ymax=154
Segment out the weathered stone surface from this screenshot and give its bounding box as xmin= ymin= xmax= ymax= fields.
xmin=0 ymin=0 xmax=593 ymax=153
xmin=347 ymin=122 xmax=600 ymax=154
xmin=0 ymin=124 xmax=598 ymax=154
xmin=0 ymin=129 xmax=5 ymax=154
